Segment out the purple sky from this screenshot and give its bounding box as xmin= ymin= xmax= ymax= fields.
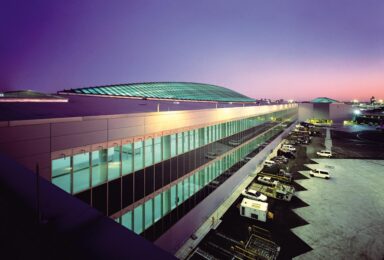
xmin=1 ymin=0 xmax=383 ymax=101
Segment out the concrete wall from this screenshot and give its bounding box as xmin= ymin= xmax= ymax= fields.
xmin=298 ymin=103 xmax=314 ymax=122
xmin=313 ymin=103 xmax=330 ymax=119
xmin=154 ymin=123 xmax=296 ymax=253
xmin=329 ymin=103 xmax=354 ymax=123
xmin=299 ymin=103 xmax=353 ymax=123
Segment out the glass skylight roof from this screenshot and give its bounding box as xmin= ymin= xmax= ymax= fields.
xmin=64 ymin=82 xmax=256 ymax=102
xmin=311 ymin=97 xmax=339 ymax=103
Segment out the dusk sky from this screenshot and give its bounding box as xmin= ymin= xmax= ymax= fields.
xmin=1 ymin=0 xmax=383 ymax=101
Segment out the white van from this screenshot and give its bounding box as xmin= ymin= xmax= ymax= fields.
xmin=317 ymin=150 xmax=332 ymax=157
xmin=309 ymin=169 xmax=331 ymax=179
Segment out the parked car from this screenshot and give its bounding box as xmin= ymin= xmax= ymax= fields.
xmin=277 ymin=149 xmax=296 ymax=159
xmin=205 ymin=152 xmax=217 ymax=159
xmin=257 ymin=176 xmax=279 ymax=186
xmin=271 ymin=156 xmax=288 ymax=164
xmin=279 ymin=169 xmax=293 ymax=180
xmin=242 ymin=188 xmax=268 ymax=202
xmin=299 ymin=121 xmax=315 ymax=127
xmin=264 ymin=160 xmax=276 ymax=167
xmin=317 ymin=150 xmax=332 ymax=158
xmin=309 ymin=169 xmax=331 ymax=179
xmin=286 ymin=138 xmax=300 ymax=145
xmin=310 ymin=130 xmax=321 ymax=136
xmin=297 ymin=137 xmax=309 ymax=144
xmin=282 ymin=144 xmax=296 ymax=152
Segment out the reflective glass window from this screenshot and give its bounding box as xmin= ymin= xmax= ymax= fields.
xmin=170 ymin=134 xmax=177 ymax=157
xmin=189 ymin=130 xmax=195 ymax=150
xmin=108 ymin=146 xmax=121 ymax=181
xmin=163 ymin=189 xmax=171 ymax=215
xmin=144 ymin=199 xmax=153 ymax=229
xmin=189 ymin=175 xmax=195 ymax=197
xmin=134 ymin=205 xmax=143 ymax=234
xmin=154 ymin=137 xmax=162 ymax=163
xmin=144 ymin=139 xmax=153 ymax=167
xmin=122 ymin=211 xmax=133 ymax=230
xmin=163 ymin=135 xmax=171 ymax=160
xmin=52 ymin=157 xmax=71 ymax=193
xmin=194 ymin=171 xmax=200 ymax=192
xmin=122 ymin=143 xmax=133 ymax=175
xmin=177 ymin=181 xmax=184 ymax=203
xmin=171 ymin=185 xmax=177 ymax=210
xmin=154 ymin=193 xmax=162 ymax=222
xmin=133 ymin=141 xmax=144 ymax=171
xmin=183 ymin=132 xmax=189 ymax=152
xmin=92 ymin=149 xmax=108 ymax=187
xmin=73 ymin=152 xmax=90 ymax=193
xmin=177 ymin=133 xmax=183 ymax=155
xmin=183 ymin=178 xmax=189 ymax=200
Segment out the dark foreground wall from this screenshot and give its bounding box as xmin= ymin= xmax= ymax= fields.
xmin=0 ymin=153 xmax=175 ymax=260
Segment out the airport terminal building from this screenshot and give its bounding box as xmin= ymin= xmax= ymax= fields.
xmin=298 ymin=97 xmax=354 ymax=124
xmin=0 ymin=82 xmax=298 ymax=254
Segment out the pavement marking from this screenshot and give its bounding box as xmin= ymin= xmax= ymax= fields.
xmin=325 ymin=127 xmax=332 ymax=151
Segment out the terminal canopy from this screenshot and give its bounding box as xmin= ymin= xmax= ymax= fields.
xmin=61 ymin=82 xmax=256 ymax=103
xmin=311 ymin=97 xmax=339 ymax=103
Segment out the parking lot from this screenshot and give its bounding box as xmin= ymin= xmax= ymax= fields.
xmin=293 ymin=125 xmax=384 ymax=259
xmin=186 ymin=123 xmax=384 ymax=260
xmin=294 ymin=159 xmax=384 ymax=259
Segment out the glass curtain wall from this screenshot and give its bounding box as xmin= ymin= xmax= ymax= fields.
xmin=52 ymin=108 xmax=297 ymax=196
xmin=117 ymin=117 xmax=296 ymax=235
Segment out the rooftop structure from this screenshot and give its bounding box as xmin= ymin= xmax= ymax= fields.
xmin=310 ymin=97 xmax=339 ymax=103
xmin=60 ymin=82 xmax=256 ymax=103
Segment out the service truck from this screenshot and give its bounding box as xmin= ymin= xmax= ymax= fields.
xmin=240 ymin=198 xmax=268 ymax=222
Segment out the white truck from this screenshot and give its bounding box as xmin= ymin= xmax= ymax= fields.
xmin=240 ymin=198 xmax=268 ymax=222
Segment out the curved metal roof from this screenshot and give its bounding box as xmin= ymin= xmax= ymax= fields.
xmin=62 ymin=82 xmax=256 ymax=103
xmin=311 ymin=97 xmax=339 ymax=103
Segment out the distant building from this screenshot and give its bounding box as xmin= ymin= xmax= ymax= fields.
xmin=298 ymin=97 xmax=354 ymax=124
